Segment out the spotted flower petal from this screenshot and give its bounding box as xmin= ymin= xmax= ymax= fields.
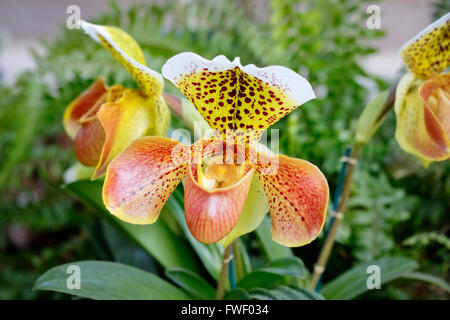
xmin=103 ymin=136 xmax=189 ymax=224
xmin=162 ymin=52 xmax=315 ymax=144
xmin=400 ymin=13 xmax=450 ymax=79
xmin=255 ymin=153 xmax=329 ymax=247
xmin=63 ymin=78 xmax=108 ymax=139
xmin=395 ymin=73 xmax=450 ymax=164
xmin=185 ymin=163 xmax=255 ymax=243
xmin=81 ymin=21 xmax=163 ymax=99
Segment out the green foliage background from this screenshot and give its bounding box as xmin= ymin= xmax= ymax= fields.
xmin=0 ymin=0 xmax=448 ymax=299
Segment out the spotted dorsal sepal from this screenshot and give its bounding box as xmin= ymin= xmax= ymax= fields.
xmin=162 ymin=53 xmax=315 ymax=146
xmin=400 ymin=13 xmax=450 ymax=79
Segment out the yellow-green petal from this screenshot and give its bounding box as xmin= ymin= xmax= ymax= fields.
xmin=81 ymin=20 xmax=163 ymax=99
xmin=218 ymin=173 xmax=269 ymax=247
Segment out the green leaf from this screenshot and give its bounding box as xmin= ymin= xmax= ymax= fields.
xmin=261 ymin=257 xmax=307 ymax=278
xmin=237 ymin=257 xmax=306 ymax=289
xmin=402 ymin=272 xmax=450 ymax=293
xmin=224 ymin=288 xmax=251 ymax=300
xmin=34 ymin=261 xmax=190 ymax=300
xmin=165 ymin=268 xmax=216 ymax=300
xmin=255 ymin=216 xmax=293 ymax=261
xmin=321 ymin=256 xmax=418 ymax=300
xmin=100 ymin=220 xmax=158 ymax=272
xmin=168 ymin=189 xmax=223 ymax=280
xmin=250 ymin=285 xmax=324 ymax=300
xmin=63 ymin=180 xmax=199 ymax=272
xmin=249 ymin=288 xmax=276 ymax=300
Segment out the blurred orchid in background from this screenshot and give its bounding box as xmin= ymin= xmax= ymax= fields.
xmin=102 ymin=53 xmax=329 ymax=247
xmin=63 ymin=22 xmax=170 ymax=180
xmin=395 ymin=13 xmax=450 ymax=166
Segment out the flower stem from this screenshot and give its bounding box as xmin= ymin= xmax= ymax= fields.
xmin=310 ymin=83 xmax=397 ymax=291
xmin=216 ymin=243 xmax=233 ymax=300
xmin=310 ymin=143 xmax=362 ymax=290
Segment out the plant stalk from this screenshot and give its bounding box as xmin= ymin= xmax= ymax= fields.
xmin=216 ymin=243 xmax=233 ymax=300
xmin=310 ymin=83 xmax=397 ymax=290
xmin=310 ymin=143 xmax=362 ymax=289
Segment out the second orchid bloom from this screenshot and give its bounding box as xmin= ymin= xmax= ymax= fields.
xmin=395 ymin=13 xmax=450 ymax=166
xmin=63 ymin=22 xmax=170 ymax=179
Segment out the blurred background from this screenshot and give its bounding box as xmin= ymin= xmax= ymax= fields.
xmin=0 ymin=0 xmax=449 ymax=299
xmin=0 ymin=0 xmax=438 ymax=84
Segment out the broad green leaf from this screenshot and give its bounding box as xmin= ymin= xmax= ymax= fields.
xmin=63 ymin=180 xmax=199 ymax=272
xmin=237 ymin=257 xmax=306 ymax=289
xmin=101 ymin=220 xmax=158 ymax=272
xmin=34 ymin=261 xmax=190 ymax=300
xmin=321 ymin=256 xmax=418 ymax=300
xmin=165 ymin=268 xmax=216 ymax=300
xmin=224 ymin=288 xmax=251 ymax=300
xmin=168 ymin=189 xmax=223 ymax=280
xmin=402 ymin=272 xmax=450 ymax=293
xmin=250 ymin=285 xmax=323 ymax=300
xmin=248 ymin=288 xmax=277 ymax=300
xmin=286 ymin=286 xmax=325 ymax=300
xmin=261 ymin=257 xmax=307 ymax=278
xmin=255 ymin=216 xmax=293 ymax=261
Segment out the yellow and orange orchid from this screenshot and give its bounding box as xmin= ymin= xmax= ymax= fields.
xmin=102 ymin=53 xmax=329 ymax=247
xmin=63 ymin=21 xmax=170 ymax=179
xmin=395 ymin=13 xmax=450 ymax=166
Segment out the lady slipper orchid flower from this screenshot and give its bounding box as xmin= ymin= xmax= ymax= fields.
xmin=103 ymin=53 xmax=329 ymax=247
xmin=395 ymin=13 xmax=450 ymax=166
xmin=63 ymin=21 xmax=170 ymax=179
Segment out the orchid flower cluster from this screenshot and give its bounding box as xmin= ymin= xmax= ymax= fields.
xmin=64 ymin=13 xmax=449 ymax=250
xmin=64 ymin=21 xmax=329 ymax=248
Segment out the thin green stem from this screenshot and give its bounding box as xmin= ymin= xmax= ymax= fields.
xmin=216 ymin=243 xmax=233 ymax=300
xmin=310 ymin=82 xmax=398 ymax=290
xmin=310 ymin=144 xmax=362 ymax=289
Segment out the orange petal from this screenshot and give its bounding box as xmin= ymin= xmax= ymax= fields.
xmin=162 ymin=53 xmax=315 ymax=145
xmin=184 ymin=163 xmax=255 ymax=243
xmin=400 ymin=13 xmax=449 ymax=79
xmin=420 ymin=73 xmax=450 ymax=135
xmin=103 ymin=136 xmax=189 ymax=224
xmin=74 ymin=117 xmax=106 ymax=167
xmin=395 ymin=73 xmax=450 ymax=164
xmin=63 ymin=78 xmax=108 ymax=139
xmin=255 ymin=153 xmax=329 ymax=247
xmin=92 ymin=89 xmax=168 ymax=179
